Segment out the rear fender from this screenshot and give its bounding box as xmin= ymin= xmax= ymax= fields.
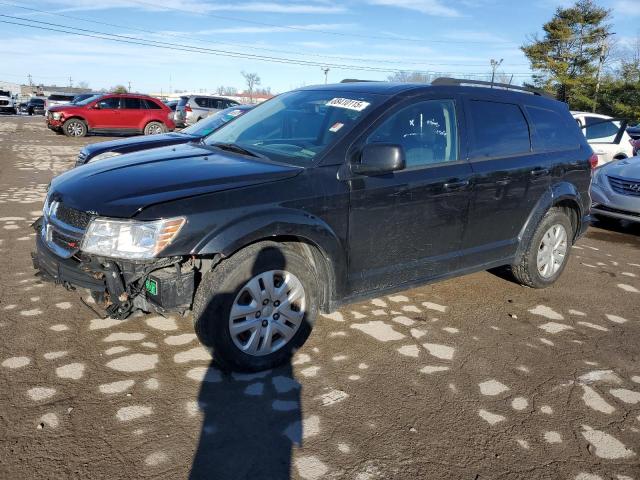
xmin=516 ymin=182 xmax=586 ymax=260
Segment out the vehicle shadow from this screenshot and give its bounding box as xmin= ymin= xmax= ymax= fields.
xmin=189 ymin=247 xmax=301 ymax=480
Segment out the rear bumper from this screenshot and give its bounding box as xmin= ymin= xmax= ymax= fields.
xmin=32 ymin=234 xmax=106 ymax=291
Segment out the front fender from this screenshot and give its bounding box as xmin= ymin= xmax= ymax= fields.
xmin=193 ymin=207 xmax=346 ymax=303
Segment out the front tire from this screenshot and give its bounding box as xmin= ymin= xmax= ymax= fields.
xmin=63 ymin=118 xmax=87 ymax=137
xmin=511 ymin=208 xmax=573 ymax=288
xmin=192 ymin=242 xmax=318 ymax=372
xmin=144 ymin=121 xmax=166 ymax=135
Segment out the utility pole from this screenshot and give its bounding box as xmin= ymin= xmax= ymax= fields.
xmin=321 ymin=67 xmax=330 ymax=85
xmin=27 ymin=74 xmax=33 ymax=87
xmin=68 ymin=76 xmax=73 ymax=88
xmin=128 ymin=81 xmax=132 ymax=92
xmin=592 ymin=33 xmax=613 ymax=113
xmin=490 ymin=59 xmax=503 ymax=86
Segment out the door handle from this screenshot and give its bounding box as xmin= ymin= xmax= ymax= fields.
xmin=530 ymin=168 xmax=549 ymax=177
xmin=443 ymin=180 xmax=470 ymax=191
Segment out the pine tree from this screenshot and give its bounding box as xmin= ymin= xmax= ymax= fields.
xmin=521 ymin=0 xmax=612 ymax=109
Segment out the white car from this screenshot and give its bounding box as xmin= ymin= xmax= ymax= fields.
xmin=45 ymin=93 xmax=76 ymax=113
xmin=572 ymin=111 xmax=633 ymax=166
xmin=0 ymin=89 xmax=17 ymax=114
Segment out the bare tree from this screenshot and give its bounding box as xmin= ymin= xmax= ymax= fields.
xmin=241 ymin=71 xmax=261 ymax=102
xmin=387 ymin=71 xmax=432 ymax=83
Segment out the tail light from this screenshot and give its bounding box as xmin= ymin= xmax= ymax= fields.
xmin=184 ymin=105 xmax=192 ymax=112
xmin=589 ymin=153 xmax=598 ymax=170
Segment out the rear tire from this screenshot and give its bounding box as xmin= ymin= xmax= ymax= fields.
xmin=511 ymin=208 xmax=573 ymax=288
xmin=192 ymin=242 xmax=318 ymax=372
xmin=63 ymin=118 xmax=87 ymax=137
xmin=144 ymin=121 xmax=166 ymax=135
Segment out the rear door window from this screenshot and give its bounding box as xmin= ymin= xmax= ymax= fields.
xmin=122 ymin=97 xmax=142 ymax=109
xmin=467 ymin=100 xmax=531 ymax=158
xmin=525 ymin=106 xmax=579 ymax=151
xmin=584 ymin=116 xmax=620 ymax=142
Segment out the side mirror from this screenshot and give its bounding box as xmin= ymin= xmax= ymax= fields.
xmin=352 ymin=144 xmax=405 ymax=175
xmin=92 ymin=103 xmax=101 ymax=109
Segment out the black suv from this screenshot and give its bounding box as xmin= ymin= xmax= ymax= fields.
xmin=32 ymin=79 xmax=594 ymax=371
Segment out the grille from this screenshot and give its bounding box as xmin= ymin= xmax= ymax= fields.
xmin=608 ymin=176 xmax=640 ymax=197
xmin=51 ymin=229 xmax=81 ymax=250
xmin=56 ymin=204 xmax=92 ymax=229
xmin=0 ymin=100 xmax=8 ymax=106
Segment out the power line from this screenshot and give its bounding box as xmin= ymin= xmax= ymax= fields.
xmin=0 ymin=1 xmax=531 ymax=67
xmin=0 ymin=15 xmax=535 ymax=76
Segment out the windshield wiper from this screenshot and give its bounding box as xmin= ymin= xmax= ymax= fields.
xmin=209 ymin=142 xmax=259 ymax=158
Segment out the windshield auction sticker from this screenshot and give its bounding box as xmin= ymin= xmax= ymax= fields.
xmin=326 ymin=98 xmax=371 ymax=112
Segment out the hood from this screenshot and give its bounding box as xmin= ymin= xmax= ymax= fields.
xmin=48 ymin=104 xmax=82 ymax=112
xmin=600 ymin=156 xmax=640 ymax=179
xmin=82 ymin=132 xmax=190 ymax=155
xmin=50 ymin=143 xmax=303 ymax=217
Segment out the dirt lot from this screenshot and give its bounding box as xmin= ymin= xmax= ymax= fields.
xmin=1 ymin=116 xmax=639 ymax=480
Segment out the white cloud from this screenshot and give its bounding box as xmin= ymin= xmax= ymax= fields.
xmin=195 ymin=23 xmax=354 ymax=35
xmin=49 ymin=0 xmax=346 ymax=14
xmin=368 ymin=0 xmax=461 ymax=17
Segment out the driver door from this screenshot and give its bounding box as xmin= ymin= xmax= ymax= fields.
xmin=347 ymin=97 xmax=473 ymax=294
xmin=92 ymin=96 xmax=122 ymax=129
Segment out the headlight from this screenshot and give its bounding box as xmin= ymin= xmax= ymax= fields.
xmin=90 ymin=151 xmax=122 ymax=163
xmin=81 ymin=217 xmax=185 ymax=260
xmin=52 ymin=112 xmax=62 ymax=120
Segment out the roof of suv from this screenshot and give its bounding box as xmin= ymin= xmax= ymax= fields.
xmin=299 ymin=81 xmax=562 ymax=105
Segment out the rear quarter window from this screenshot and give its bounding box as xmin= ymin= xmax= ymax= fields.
xmin=194 ymin=97 xmax=209 ymax=108
xmin=143 ymin=99 xmax=162 ymax=109
xmin=468 ymin=100 xmax=531 ymax=158
xmin=526 ymin=105 xmax=580 ymax=151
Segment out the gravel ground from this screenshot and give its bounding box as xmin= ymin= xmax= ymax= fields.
xmin=1 ymin=116 xmax=639 ymax=480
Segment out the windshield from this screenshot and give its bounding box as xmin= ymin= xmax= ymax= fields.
xmin=0 ymin=90 xmax=10 ymax=97
xmin=182 ymin=106 xmax=252 ymax=137
xmin=74 ymin=94 xmax=102 ymax=106
xmin=204 ymin=90 xmax=379 ymax=165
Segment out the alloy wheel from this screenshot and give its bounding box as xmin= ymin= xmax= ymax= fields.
xmin=66 ymin=121 xmax=84 ymax=137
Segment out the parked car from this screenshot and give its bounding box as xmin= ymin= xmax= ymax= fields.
xmin=0 ymin=89 xmax=17 ymax=114
xmin=45 ymin=93 xmax=76 ymax=111
xmin=33 ymin=79 xmax=593 ymax=371
xmin=591 ymin=156 xmax=640 ymax=223
xmin=21 ymin=97 xmax=46 ymax=115
xmin=626 ymin=124 xmax=640 ymax=140
xmin=46 ymin=93 xmax=175 ymax=137
xmin=71 ymin=93 xmax=101 ymax=104
xmin=174 ymin=95 xmax=240 ymax=127
xmin=164 ymin=100 xmax=178 ymax=111
xmin=75 ymin=105 xmax=253 ymax=166
xmin=632 ymin=138 xmax=640 ymax=156
xmin=572 ymin=112 xmax=633 ymax=166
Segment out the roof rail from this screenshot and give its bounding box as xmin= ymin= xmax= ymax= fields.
xmin=340 ymin=78 xmax=375 ymax=83
xmin=431 ymin=77 xmax=554 ymax=98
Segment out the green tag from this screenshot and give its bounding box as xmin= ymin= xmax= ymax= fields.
xmin=145 ymin=278 xmax=158 ymax=296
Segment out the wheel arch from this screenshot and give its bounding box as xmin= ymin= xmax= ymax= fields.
xmin=193 ymin=212 xmax=345 ymax=312
xmin=516 ymin=182 xmax=586 ymax=260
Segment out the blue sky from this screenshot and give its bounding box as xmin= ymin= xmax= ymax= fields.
xmin=0 ymin=0 xmax=638 ymax=94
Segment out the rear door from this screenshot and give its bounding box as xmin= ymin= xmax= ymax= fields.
xmin=459 ymin=98 xmax=550 ymax=266
xmin=120 ymin=97 xmax=146 ymax=130
xmin=583 ymin=115 xmax=630 ymax=165
xmin=347 ymin=95 xmax=473 ymax=293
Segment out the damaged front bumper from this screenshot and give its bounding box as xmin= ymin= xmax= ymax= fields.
xmin=32 ymin=220 xmax=196 ymax=319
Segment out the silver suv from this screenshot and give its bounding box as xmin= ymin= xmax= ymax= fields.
xmin=174 ymin=95 xmax=240 ymax=127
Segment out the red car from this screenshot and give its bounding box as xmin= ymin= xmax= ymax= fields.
xmin=632 ymin=138 xmax=640 ymax=156
xmin=46 ymin=93 xmax=175 ymax=137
